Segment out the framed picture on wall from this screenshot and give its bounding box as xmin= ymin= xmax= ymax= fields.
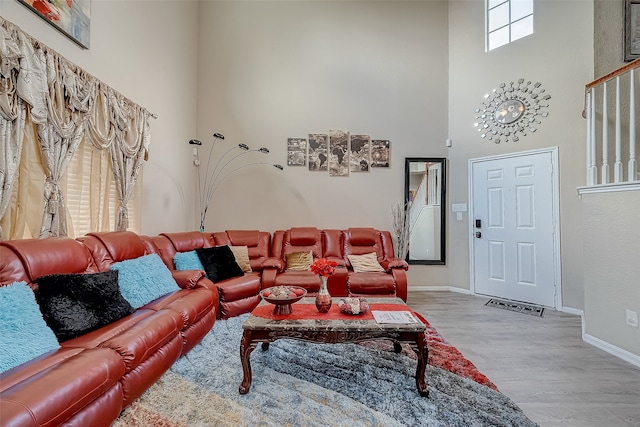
xmin=17 ymin=0 xmax=91 ymax=49
xmin=308 ymin=134 xmax=328 ymax=171
xmin=625 ymin=0 xmax=640 ymax=61
xmin=287 ymin=138 xmax=307 ymax=166
xmin=349 ymin=135 xmax=370 ymax=172
xmin=329 ymin=130 xmax=349 ymax=177
xmin=370 ymin=139 xmax=391 ymax=168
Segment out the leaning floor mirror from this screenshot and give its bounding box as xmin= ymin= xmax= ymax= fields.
xmin=404 ymin=157 xmax=446 ymax=265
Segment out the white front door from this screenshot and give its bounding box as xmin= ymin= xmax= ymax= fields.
xmin=470 ymin=149 xmax=559 ymax=307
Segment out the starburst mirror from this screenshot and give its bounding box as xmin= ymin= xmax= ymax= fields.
xmin=474 ymin=79 xmax=551 ymax=143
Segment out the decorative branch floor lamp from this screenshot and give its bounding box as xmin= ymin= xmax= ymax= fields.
xmin=189 ymin=133 xmax=283 ymax=232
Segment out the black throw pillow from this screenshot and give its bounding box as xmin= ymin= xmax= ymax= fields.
xmin=35 ymin=270 xmax=135 ymax=342
xmin=195 ymin=245 xmax=244 ymax=283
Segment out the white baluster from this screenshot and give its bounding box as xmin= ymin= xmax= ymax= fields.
xmin=629 ymin=68 xmax=637 ymax=182
xmin=602 ymin=82 xmax=610 ymax=184
xmin=614 ymin=76 xmax=623 ymax=182
xmin=586 ymin=91 xmax=592 ymax=185
xmin=589 ymin=88 xmax=598 ymax=185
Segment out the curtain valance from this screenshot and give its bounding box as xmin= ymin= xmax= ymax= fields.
xmin=0 ymin=17 xmax=155 ymax=239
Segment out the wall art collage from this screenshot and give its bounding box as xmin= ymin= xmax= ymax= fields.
xmin=287 ymin=130 xmax=390 ymax=177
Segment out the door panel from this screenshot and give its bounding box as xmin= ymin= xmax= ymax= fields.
xmin=472 ymin=151 xmax=556 ymax=307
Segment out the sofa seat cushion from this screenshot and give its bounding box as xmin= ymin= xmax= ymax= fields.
xmin=215 ymin=273 xmax=261 ymax=302
xmin=0 ymin=347 xmax=125 ymax=427
xmin=62 ymin=309 xmax=182 ymax=373
xmin=141 ymin=288 xmax=216 ymax=328
xmin=274 ymin=271 xmax=321 ymax=293
xmin=346 ymin=272 xmax=396 ymax=296
xmin=111 ymin=254 xmax=180 ymax=309
xmin=0 ymin=282 xmax=60 ymax=373
xmin=34 ymin=270 xmax=135 ymax=342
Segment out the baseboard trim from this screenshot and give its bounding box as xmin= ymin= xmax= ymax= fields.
xmin=582 ymin=332 xmax=640 ymax=369
xmin=409 ymin=286 xmax=472 ymax=294
xmin=559 ymin=306 xmax=583 ymax=316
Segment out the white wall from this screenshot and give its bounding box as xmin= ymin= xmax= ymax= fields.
xmin=0 ymin=0 xmax=200 ymax=236
xmin=582 ymin=191 xmax=640 ymax=359
xmin=195 ymin=0 xmax=451 ymax=286
xmin=447 ymin=0 xmax=594 ymax=309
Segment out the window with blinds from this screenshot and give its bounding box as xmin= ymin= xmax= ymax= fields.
xmin=63 ymin=140 xmax=142 ymax=238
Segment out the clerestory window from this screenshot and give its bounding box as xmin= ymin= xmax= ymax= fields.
xmin=487 ymin=0 xmax=534 ymax=51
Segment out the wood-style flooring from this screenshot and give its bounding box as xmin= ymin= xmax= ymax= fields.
xmin=407 ymin=291 xmax=640 ymax=427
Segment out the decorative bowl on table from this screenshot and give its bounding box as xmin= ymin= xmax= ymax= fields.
xmin=260 ymin=286 xmax=307 ymax=315
xmin=337 ymin=297 xmax=370 ymax=315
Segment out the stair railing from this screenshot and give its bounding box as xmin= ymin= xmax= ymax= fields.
xmin=584 ymin=58 xmax=640 ymax=188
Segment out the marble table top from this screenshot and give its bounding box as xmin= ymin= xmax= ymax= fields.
xmin=243 ymin=297 xmax=426 ymax=333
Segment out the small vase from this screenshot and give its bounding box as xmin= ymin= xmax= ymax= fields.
xmin=315 ymin=275 xmax=332 ymax=313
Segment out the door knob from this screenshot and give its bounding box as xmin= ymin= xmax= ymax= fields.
xmin=475 ymin=231 xmax=482 ymax=238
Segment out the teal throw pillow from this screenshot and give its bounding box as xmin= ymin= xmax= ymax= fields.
xmin=110 ymin=254 xmax=180 ymax=308
xmin=0 ymin=282 xmax=60 ymax=373
xmin=174 ymin=251 xmax=205 ymax=271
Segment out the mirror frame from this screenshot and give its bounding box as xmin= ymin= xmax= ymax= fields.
xmin=404 ymin=157 xmax=446 ymax=265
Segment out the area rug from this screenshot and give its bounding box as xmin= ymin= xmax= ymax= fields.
xmin=485 ymin=298 xmax=545 ymax=317
xmin=113 ymin=314 xmax=538 ymax=427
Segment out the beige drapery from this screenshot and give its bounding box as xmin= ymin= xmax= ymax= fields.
xmin=0 ymin=17 xmax=154 ymax=239
xmin=0 ymin=26 xmax=26 ymax=241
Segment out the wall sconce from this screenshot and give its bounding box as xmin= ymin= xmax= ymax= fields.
xmin=190 ymin=133 xmax=283 ymax=232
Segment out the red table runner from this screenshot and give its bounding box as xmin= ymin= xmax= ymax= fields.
xmin=251 ymin=302 xmax=413 ymax=321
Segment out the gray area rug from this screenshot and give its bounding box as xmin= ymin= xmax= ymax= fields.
xmin=114 ymin=314 xmax=538 ymax=427
xmin=485 ymin=298 xmax=545 ymax=317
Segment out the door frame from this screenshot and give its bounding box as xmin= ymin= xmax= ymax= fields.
xmin=468 ymin=147 xmax=562 ymax=309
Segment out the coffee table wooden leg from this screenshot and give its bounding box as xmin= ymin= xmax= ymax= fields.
xmin=239 ymin=329 xmax=258 ymax=394
xmin=413 ymin=332 xmax=429 ymax=397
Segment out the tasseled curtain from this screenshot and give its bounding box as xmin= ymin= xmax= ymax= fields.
xmin=0 ymin=17 xmax=153 ymax=240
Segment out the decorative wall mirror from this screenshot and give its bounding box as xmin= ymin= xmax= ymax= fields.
xmin=404 ymin=157 xmax=446 ymax=265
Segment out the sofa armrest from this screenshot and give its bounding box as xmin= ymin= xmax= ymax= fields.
xmin=380 ymin=258 xmax=409 ymax=272
xmin=171 ymin=270 xmax=206 ymax=289
xmin=260 ymin=257 xmax=285 ymax=272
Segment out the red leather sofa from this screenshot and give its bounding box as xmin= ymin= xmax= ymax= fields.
xmin=0 ymin=236 xmax=203 ymax=426
xmin=0 ymin=227 xmax=406 ymax=427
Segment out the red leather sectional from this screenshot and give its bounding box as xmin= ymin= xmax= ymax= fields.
xmin=0 ymin=227 xmax=408 ymax=427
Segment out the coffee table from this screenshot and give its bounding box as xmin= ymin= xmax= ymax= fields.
xmin=239 ymin=296 xmax=429 ymax=396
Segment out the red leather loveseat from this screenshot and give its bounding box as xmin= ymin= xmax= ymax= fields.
xmin=262 ymin=227 xmax=408 ymax=300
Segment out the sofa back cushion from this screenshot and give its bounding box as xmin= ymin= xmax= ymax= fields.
xmin=0 ymin=282 xmax=60 ymax=373
xmin=212 ymin=230 xmax=270 ymax=271
xmin=0 ymin=245 xmax=30 ymax=285
xmin=343 ymin=228 xmax=385 ymax=268
xmin=110 ymin=254 xmax=180 ymax=308
xmin=2 ymin=238 xmax=96 ymax=283
xmin=276 ymin=227 xmax=323 ymax=260
xmin=152 ymin=232 xmax=211 ymax=270
xmin=34 ymin=270 xmax=135 ymax=341
xmin=82 ymin=231 xmax=147 ymax=271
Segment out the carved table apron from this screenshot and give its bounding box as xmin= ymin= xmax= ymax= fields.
xmin=239 ymin=297 xmax=429 ymax=397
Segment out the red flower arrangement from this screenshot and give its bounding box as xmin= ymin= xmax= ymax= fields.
xmin=309 ymin=258 xmax=337 ymax=277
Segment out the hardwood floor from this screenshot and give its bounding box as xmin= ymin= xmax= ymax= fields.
xmin=407 ymin=291 xmax=640 ymax=427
